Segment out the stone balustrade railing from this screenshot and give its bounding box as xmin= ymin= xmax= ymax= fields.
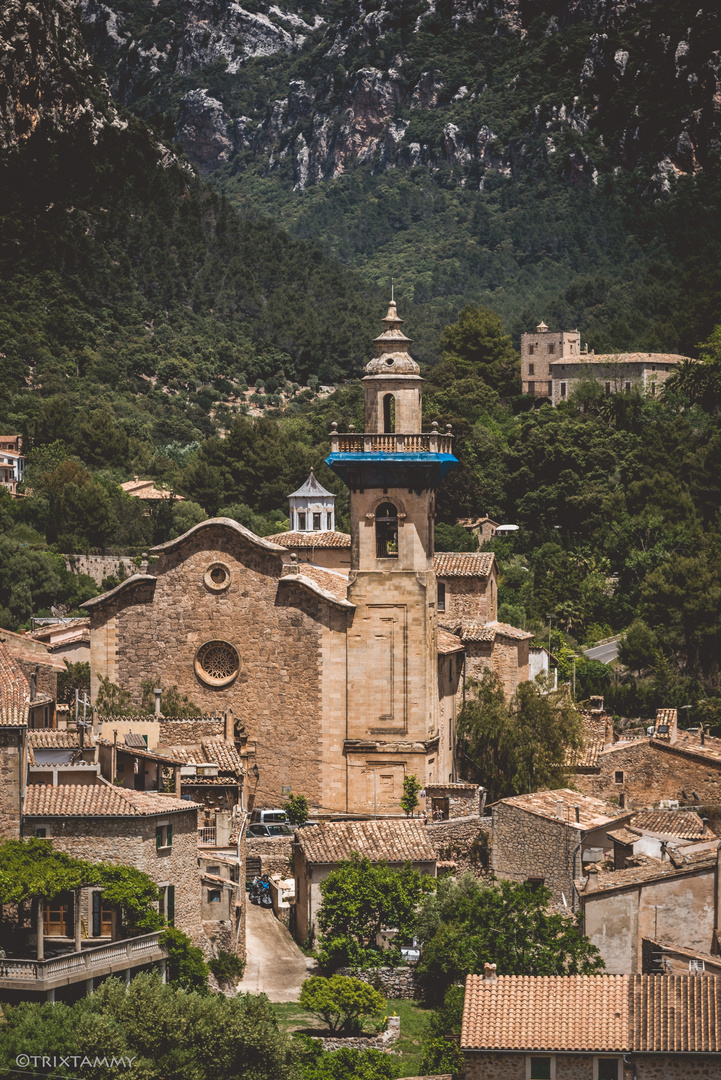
xmin=329 ymin=427 xmax=453 ymax=455
xmin=0 ymin=931 xmax=165 ymax=983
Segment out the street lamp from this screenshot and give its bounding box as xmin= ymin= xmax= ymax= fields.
xmin=252 ymin=763 xmax=260 ymax=781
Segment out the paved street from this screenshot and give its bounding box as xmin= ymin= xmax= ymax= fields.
xmin=237 ymin=902 xmax=316 ymax=1002
xmin=583 ymin=639 xmax=619 ymax=663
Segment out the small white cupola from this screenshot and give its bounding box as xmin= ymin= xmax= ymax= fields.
xmin=536 ymin=320 xmax=549 ymax=333
xmin=288 ymin=469 xmax=336 ymax=532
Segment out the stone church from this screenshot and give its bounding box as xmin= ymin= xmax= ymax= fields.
xmin=85 ymin=303 xmax=530 ymax=815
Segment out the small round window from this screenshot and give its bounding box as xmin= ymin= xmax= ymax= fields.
xmin=204 ymin=562 xmax=231 ymax=592
xmin=195 ymin=640 xmax=240 ymax=688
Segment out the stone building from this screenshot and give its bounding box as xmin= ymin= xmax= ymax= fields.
xmin=292 ymin=818 xmax=436 ymax=945
xmin=461 ymin=967 xmax=721 ymax=1079
xmin=456 ymin=516 xmax=499 ymax=546
xmin=572 ymin=709 xmax=721 ymax=808
xmin=520 ymin=321 xmax=691 ymax=403
xmin=0 ymin=433 xmax=25 ymax=496
xmin=22 ymin=782 xmax=203 ymax=944
xmin=83 ymin=302 xmax=530 ymax=816
xmin=490 ymin=788 xmax=630 ymax=909
xmin=0 ymin=629 xmax=63 ymax=727
xmin=576 ymin=842 xmax=720 ymax=975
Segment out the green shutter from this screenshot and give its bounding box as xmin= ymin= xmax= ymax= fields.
xmin=156 ymin=826 xmax=162 ymax=849
xmin=167 ymin=823 xmax=173 ymax=848
xmin=167 ymin=885 xmax=175 ymax=926
xmin=92 ymin=892 xmax=101 ymax=936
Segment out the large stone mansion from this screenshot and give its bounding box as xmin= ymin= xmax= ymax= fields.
xmin=521 ymin=321 xmax=691 ymax=404
xmin=85 ymin=303 xmax=530 ymax=816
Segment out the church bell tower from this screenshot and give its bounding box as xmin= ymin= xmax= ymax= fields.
xmin=326 ymin=301 xmax=457 ymax=813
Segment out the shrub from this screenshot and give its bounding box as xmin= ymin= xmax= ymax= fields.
xmin=298 ymin=974 xmax=386 ymax=1035
xmin=209 ymin=950 xmax=246 ymax=982
xmin=159 ymin=927 xmax=209 ymax=993
xmin=283 ymin=793 xmax=310 ymax=825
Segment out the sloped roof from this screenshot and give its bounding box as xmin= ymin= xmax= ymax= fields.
xmin=149 ymin=518 xmax=286 ymax=556
xmin=156 ymin=738 xmax=243 ymax=776
xmin=281 ymin=564 xmax=349 ymax=601
xmin=120 ymin=478 xmax=184 ymax=501
xmin=462 ymin=973 xmax=628 ymax=1051
xmin=295 ymin=818 xmax=436 ymax=865
xmin=630 ymin=809 xmax=710 ymax=840
xmin=497 ymin=788 xmax=623 ymax=829
xmin=549 ymin=353 xmax=690 ymax=367
xmin=577 ymin=851 xmax=718 ymax=894
xmin=24 ymin=781 xmax=199 ymax=817
xmin=462 ymin=973 xmax=721 ymax=1053
xmin=437 ymin=629 xmax=464 ymax=655
xmin=288 ymin=469 xmax=335 ymax=499
xmin=266 ymin=530 xmax=351 ymax=549
xmin=566 ymin=733 xmax=605 ymax=769
xmin=28 ymin=730 xmax=80 ymax=748
xmin=0 ymin=628 xmax=66 ymax=672
xmin=452 ymin=620 xmax=532 ymax=643
xmin=0 ymin=641 xmax=29 ymax=725
xmin=434 ymin=552 xmax=495 ymax=577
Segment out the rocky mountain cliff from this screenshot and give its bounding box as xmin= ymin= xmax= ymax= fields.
xmin=79 ymin=0 xmax=720 ymax=192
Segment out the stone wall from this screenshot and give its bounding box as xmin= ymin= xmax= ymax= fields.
xmin=88 ymin=523 xmax=339 ymax=810
xmin=246 ymin=835 xmax=293 ymax=876
xmin=336 ymin=966 xmax=422 ymax=1000
xmin=464 ymin=1052 xmax=721 ymax=1080
xmin=22 ymin=808 xmax=205 ymax=946
xmin=316 ymin=1015 xmax=400 ymax=1051
xmin=464 ymin=637 xmax=529 ymax=701
xmin=424 ymin=785 xmax=481 ymax=818
xmin=491 ymin=803 xmax=583 ymax=908
xmin=65 ymin=554 xmax=140 ymax=585
xmin=425 ymin=816 xmax=490 ymax=877
xmin=439 ymin=576 xmax=495 ymax=623
xmin=159 ymin=717 xmax=225 ymax=742
xmin=0 ymin=729 xmax=24 ymax=838
xmin=573 ymin=739 xmax=721 ymax=809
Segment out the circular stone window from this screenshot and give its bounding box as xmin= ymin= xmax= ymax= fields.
xmin=194 ymin=640 xmax=240 ymax=688
xmin=204 ymin=562 xmax=232 ymax=592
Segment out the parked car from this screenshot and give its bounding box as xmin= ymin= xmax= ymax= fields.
xmin=247 ymin=823 xmax=293 ymax=838
xmin=250 ymin=808 xmax=289 ymax=825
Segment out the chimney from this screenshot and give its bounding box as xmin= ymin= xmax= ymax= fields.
xmin=153 ymin=688 xmax=162 ymax=717
xmin=556 ymin=800 xmax=564 ymax=820
xmin=225 ymin=708 xmax=234 ymax=742
xmin=701 ymin=727 xmax=705 ymax=746
xmin=483 ymin=962 xmax=497 ymax=983
xmin=574 ymin=805 xmax=580 ymax=823
xmin=30 ymin=671 xmax=36 ymax=701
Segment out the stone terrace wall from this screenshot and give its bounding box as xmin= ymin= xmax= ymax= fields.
xmin=573 ymin=739 xmax=721 ymax=809
xmin=336 ymin=967 xmax=422 ymax=1000
xmin=65 ymin=555 xmax=140 ymax=585
xmin=317 ymin=1015 xmax=400 ymax=1051
xmin=246 ymin=835 xmax=293 ymax=876
xmin=425 ymin=816 xmax=490 ymax=877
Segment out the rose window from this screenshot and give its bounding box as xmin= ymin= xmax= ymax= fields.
xmin=194 ymin=640 xmax=240 ymax=687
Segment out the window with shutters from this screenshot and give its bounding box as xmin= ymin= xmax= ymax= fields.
xmin=167 ymin=885 xmax=175 ymax=925
xmin=528 ymin=363 xmax=535 ymax=375
xmin=313 ymin=512 xmax=322 ymax=530
xmin=527 ymin=1057 xmax=554 ymax=1080
xmin=156 ymin=823 xmax=173 ymax=850
xmin=297 ymin=511 xmax=306 ymax=530
xmin=560 ymin=383 xmax=567 ymax=398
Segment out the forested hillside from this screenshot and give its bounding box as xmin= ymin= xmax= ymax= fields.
xmin=0 ymin=0 xmax=720 ymax=723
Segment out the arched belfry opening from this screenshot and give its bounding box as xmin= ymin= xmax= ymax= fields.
xmin=383 ymin=394 xmax=395 ymax=434
xmin=375 ymin=502 xmax=398 ymax=559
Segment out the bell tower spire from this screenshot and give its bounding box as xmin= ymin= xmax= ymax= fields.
xmin=324 ymin=301 xmax=458 ymax=814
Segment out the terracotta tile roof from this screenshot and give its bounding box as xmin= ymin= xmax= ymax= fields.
xmin=457 ymin=516 xmax=498 ymax=528
xmin=295 ymin=819 xmax=436 ymax=865
xmin=461 ymin=973 xmax=629 ymax=1051
xmin=497 ymin=788 xmax=624 ymax=829
xmin=549 ymin=352 xmax=690 ymax=366
xmin=433 ymin=552 xmax=495 ymax=578
xmin=630 ymin=974 xmax=721 ymax=1051
xmin=452 ymin=620 xmax=532 ymax=643
xmin=181 ymin=776 xmax=241 ymax=786
xmin=28 ymin=730 xmax=80 ymax=748
xmin=668 ymin=730 xmax=721 ymax=764
xmin=606 ymin=827 xmax=640 ymax=846
xmin=566 ymin=733 xmax=605 ymax=768
xmin=0 ymin=627 xmax=66 ymax=672
xmin=98 ymin=740 xmax=186 ymax=768
xmin=266 ymin=530 xmax=351 ymax=549
xmin=24 ymin=781 xmax=200 ymax=817
xmin=0 ymin=641 xmax=30 ymax=725
xmin=576 ymin=850 xmax=718 ymax=894
xmin=157 ymin=739 xmax=243 ymax=776
xmin=425 ymin=782 xmax=479 ymax=792
xmin=630 ymin=809 xmax=711 ymax=840
xmin=462 ymin=973 xmax=721 ymax=1053
xmin=120 ymin=478 xmax=184 ymax=501
xmin=280 ymin=564 xmax=349 ymax=600
xmin=437 ymin=629 xmax=464 ymax=654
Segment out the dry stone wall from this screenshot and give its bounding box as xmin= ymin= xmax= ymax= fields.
xmin=246 ymin=835 xmax=293 ymax=876
xmin=425 ymin=816 xmax=490 ymax=876
xmin=491 ymin=803 xmax=582 ymax=907
xmin=65 ymin=555 xmax=139 ymax=585
xmin=336 ymin=966 xmax=422 ymax=1000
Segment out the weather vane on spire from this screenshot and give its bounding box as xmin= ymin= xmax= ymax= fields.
xmin=391 ymin=277 xmax=394 ymax=302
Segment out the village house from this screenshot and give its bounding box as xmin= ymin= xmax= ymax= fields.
xmin=572 ymin=709 xmax=721 ymax=808
xmin=120 ymin=477 xmax=184 ymax=503
xmin=520 ymin=321 xmax=690 ymax=403
xmin=456 ymin=515 xmax=500 ymax=546
xmin=576 ymin=840 xmax=720 ymax=975
xmin=0 ymin=630 xmax=64 ymax=728
xmin=292 ymin=818 xmax=437 ymax=945
xmin=490 ymin=788 xmax=631 ymax=909
xmin=82 ymin=302 xmax=531 ymax=816
xmin=0 ymin=433 xmax=25 ymax=496
xmin=641 ymin=937 xmax=721 ymax=976
xmin=461 ymin=966 xmax=721 ymax=1079
xmin=28 ymin=618 xmax=91 ymax=664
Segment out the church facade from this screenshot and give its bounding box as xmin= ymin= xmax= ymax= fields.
xmin=85 ymin=303 xmax=529 ymax=816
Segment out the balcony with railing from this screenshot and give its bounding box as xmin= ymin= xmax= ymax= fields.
xmin=0 ymin=932 xmax=167 ymax=994
xmin=329 ymin=422 xmax=454 ymax=456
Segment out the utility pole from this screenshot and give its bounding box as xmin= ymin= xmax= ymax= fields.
xmin=546 ymin=614 xmax=553 ymax=655
xmin=572 ymin=656 xmax=576 ymax=701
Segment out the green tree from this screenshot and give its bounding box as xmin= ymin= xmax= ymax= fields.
xmin=416 ymin=875 xmax=603 ymax=1000
xmin=283 ymin=793 xmax=310 ymax=825
xmin=95 ymin=676 xmax=133 ymax=717
xmin=434 ymin=522 xmax=475 ymax=551
xmin=159 ymin=927 xmax=210 ymax=993
xmin=439 ymin=306 xmax=519 ymax=396
xmin=298 ymin=1043 xmax=403 ymax=1080
xmin=316 ymin=854 xmax=432 ymax=971
xmin=418 ymin=985 xmax=466 ymax=1078
xmin=618 ymin=619 xmax=659 ymax=675
xmin=57 ymin=660 xmax=91 ymax=705
xmin=400 ymin=774 xmax=421 ymax=817
xmin=457 ymin=671 xmax=582 ymax=801
xmin=298 ymin=975 xmax=386 ymax=1035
